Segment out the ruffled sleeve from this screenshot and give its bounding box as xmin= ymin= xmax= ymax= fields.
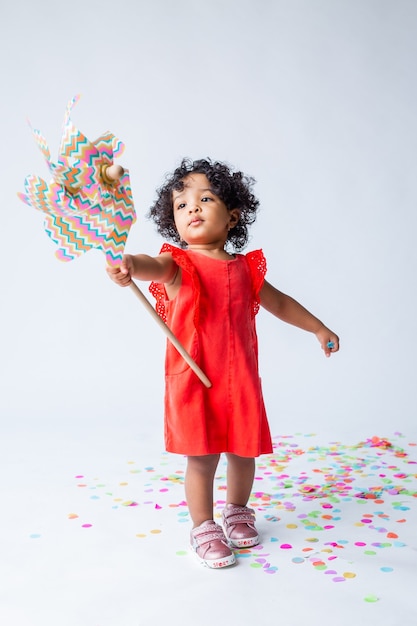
xmin=149 ymin=243 xmax=201 ymax=328
xmin=148 ymin=243 xmax=172 ymax=323
xmin=245 ymin=249 xmax=267 ymax=317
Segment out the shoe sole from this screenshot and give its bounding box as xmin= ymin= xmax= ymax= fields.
xmin=224 ymin=532 xmax=259 ymax=549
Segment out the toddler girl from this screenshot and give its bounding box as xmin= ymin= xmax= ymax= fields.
xmin=107 ymin=158 xmax=339 ymax=568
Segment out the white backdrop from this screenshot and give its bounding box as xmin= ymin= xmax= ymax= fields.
xmin=1 ymin=0 xmax=416 ymax=442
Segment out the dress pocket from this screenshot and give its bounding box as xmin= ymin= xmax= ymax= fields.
xmin=164 ymin=329 xmax=200 ymax=376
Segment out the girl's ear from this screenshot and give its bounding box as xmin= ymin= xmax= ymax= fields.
xmin=228 ymin=208 xmax=240 ymax=229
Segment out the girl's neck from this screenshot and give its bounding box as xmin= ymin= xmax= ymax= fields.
xmin=186 ymin=243 xmax=234 ymax=260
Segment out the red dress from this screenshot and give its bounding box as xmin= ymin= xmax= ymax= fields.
xmin=149 ymin=244 xmax=273 ymax=458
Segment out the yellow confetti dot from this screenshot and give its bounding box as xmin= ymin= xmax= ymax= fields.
xmin=150 ymin=529 xmax=162 ymax=534
xmin=136 ymin=533 xmax=147 ymax=538
xmin=343 ymin=572 xmax=356 ymax=579
xmin=286 ymin=524 xmax=298 ymax=529
xmin=67 ymin=513 xmax=79 ymax=519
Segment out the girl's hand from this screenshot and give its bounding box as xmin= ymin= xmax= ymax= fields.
xmin=315 ymin=325 xmax=340 ymax=357
xmin=106 ymin=254 xmax=134 ymax=287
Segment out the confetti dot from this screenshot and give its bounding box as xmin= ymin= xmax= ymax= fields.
xmin=29 ymin=534 xmax=41 ymax=539
xmin=176 ymin=550 xmax=188 ymax=556
xmin=150 ymin=529 xmax=162 ymax=534
xmin=280 ymin=543 xmax=292 ymax=549
xmin=343 ymin=572 xmax=356 ymax=579
xmin=81 ymin=524 xmax=92 ymax=528
xmin=292 ymin=557 xmax=305 ymax=564
xmin=364 ymin=595 xmax=379 ymax=603
xmin=380 ymin=567 xmax=394 ymax=573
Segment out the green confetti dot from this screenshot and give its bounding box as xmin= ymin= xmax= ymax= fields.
xmin=176 ymin=550 xmax=188 ymax=556
xmin=364 ymin=595 xmax=379 ymax=603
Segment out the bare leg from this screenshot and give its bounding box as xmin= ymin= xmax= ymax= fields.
xmin=225 ymin=453 xmax=255 ymax=506
xmin=185 ymin=454 xmax=220 ymax=528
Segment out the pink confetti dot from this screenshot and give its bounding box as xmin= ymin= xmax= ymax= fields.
xmin=81 ymin=524 xmax=92 ymax=528
xmin=280 ymin=543 xmax=292 ymax=549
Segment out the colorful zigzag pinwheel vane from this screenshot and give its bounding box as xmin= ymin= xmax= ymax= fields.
xmin=18 ymin=95 xmax=136 ymax=267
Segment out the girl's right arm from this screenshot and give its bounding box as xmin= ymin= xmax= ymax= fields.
xmin=106 ymin=252 xmax=177 ymax=287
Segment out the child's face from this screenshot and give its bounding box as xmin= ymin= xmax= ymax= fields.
xmin=172 ymin=173 xmax=239 ymax=248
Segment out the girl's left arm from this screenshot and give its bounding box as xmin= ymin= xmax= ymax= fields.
xmin=260 ymin=280 xmax=340 ymax=357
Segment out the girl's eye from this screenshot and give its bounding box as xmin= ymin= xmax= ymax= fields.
xmin=177 ymin=202 xmax=186 ymax=210
xmin=201 ymin=196 xmax=211 ymax=202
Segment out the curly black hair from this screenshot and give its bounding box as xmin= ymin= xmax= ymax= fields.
xmin=148 ymin=158 xmax=259 ymax=251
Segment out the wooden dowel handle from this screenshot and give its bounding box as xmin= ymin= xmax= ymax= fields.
xmin=129 ymin=281 xmax=212 ymax=388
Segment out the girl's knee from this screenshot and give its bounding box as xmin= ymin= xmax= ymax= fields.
xmin=226 ymin=453 xmax=255 ymax=466
xmin=187 ymin=454 xmax=220 ymax=473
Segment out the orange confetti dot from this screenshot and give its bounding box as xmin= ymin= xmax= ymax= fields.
xmin=387 ymin=532 xmax=398 ymax=538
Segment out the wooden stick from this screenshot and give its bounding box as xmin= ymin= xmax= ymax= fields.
xmin=129 ymin=281 xmax=212 ymax=388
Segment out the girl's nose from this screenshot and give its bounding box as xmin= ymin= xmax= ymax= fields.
xmin=189 ymin=203 xmax=201 ymax=212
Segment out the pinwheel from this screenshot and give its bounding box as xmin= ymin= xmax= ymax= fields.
xmin=18 ymin=95 xmax=211 ymax=387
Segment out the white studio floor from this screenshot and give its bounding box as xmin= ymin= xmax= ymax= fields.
xmin=2 ymin=420 xmax=416 ymax=626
